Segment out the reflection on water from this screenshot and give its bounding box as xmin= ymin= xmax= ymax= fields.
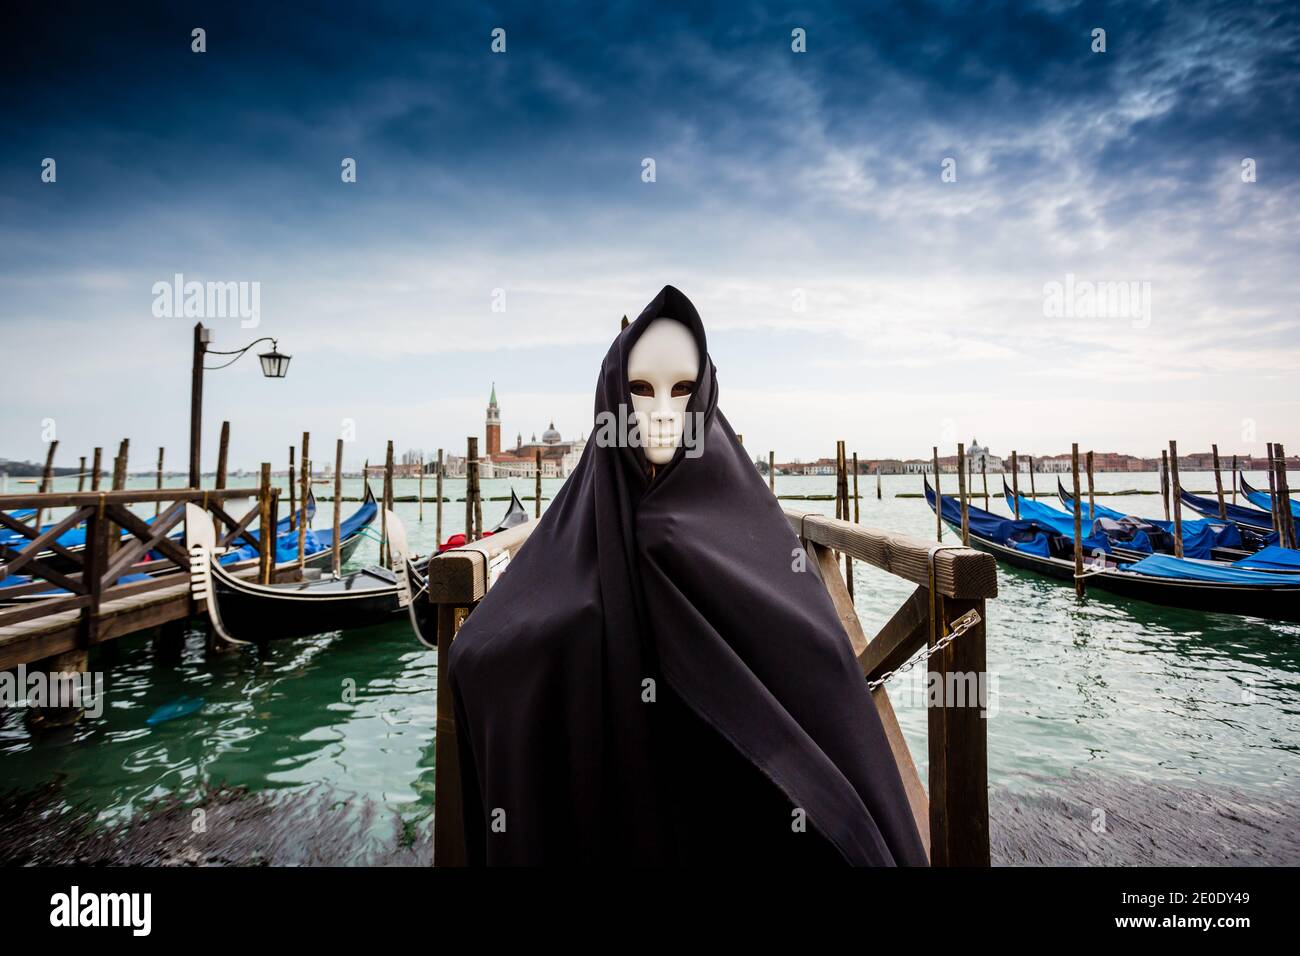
xmin=2 ymin=471 xmax=1298 ymax=861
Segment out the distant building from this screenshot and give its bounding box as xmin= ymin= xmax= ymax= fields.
xmin=447 ymin=385 xmax=586 ymax=478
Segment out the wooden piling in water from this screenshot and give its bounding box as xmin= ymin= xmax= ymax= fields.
xmin=535 ymin=450 xmax=542 ymax=518
xmin=1168 ymin=440 xmax=1184 ymax=559
xmin=91 ymin=447 xmax=102 ymax=492
xmin=216 ymin=421 xmax=230 ymax=490
xmin=35 ymin=441 xmax=57 ymax=529
xmin=465 ymin=438 xmax=476 ymax=543
xmin=876 ymin=468 xmax=882 ymax=501
xmin=838 ymin=441 xmax=853 ymax=601
xmin=768 ymin=451 xmax=775 ymax=494
xmin=1212 ymin=444 xmax=1226 ymax=520
xmin=1231 ymin=453 xmax=1238 ymax=505
xmin=981 ymin=457 xmax=989 ymax=510
xmin=1085 ymin=450 xmax=1095 ymax=521
xmin=382 ymin=440 xmax=394 ymax=568
xmin=932 ymin=446 xmax=942 ymax=542
xmin=1275 ymin=442 xmax=1296 ymax=549
xmin=956 ymin=443 xmax=969 ymax=546
xmin=1160 ymin=449 xmax=1171 ymax=520
xmin=288 ymin=445 xmax=297 ymax=532
xmin=332 ymin=440 xmax=343 ymax=576
xmin=1266 ymin=443 xmax=1280 ymax=535
xmin=436 ymin=448 xmax=444 ymax=544
xmin=852 ymin=453 xmax=860 ymax=523
xmin=1010 ymin=450 xmax=1020 ymax=518
xmin=298 ymin=454 xmax=311 ymax=574
xmin=1071 ymin=443 xmax=1084 ymax=598
xmin=418 ymin=456 xmax=424 ymax=522
xmin=1027 ymin=455 xmax=1036 ymax=499
xmin=299 ymin=432 xmax=311 ymax=570
xmin=259 ymin=462 xmax=273 ymax=584
xmin=77 ymin=456 xmax=87 ymax=493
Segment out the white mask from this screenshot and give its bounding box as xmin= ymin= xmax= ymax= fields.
xmin=627 ymin=318 xmax=700 ymax=466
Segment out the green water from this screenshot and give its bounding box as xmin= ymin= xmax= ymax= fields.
xmin=2 ymin=471 xmax=1298 ymax=855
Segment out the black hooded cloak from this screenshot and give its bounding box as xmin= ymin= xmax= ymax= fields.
xmin=447 ymin=285 xmax=927 ymax=866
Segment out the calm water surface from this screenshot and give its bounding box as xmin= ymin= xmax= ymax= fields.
xmin=2 ymin=470 xmax=1297 ymax=858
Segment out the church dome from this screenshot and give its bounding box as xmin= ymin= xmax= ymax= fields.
xmin=542 ymin=421 xmax=562 ymax=444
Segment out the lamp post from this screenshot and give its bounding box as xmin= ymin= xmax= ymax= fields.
xmin=188 ymin=321 xmax=291 ymax=488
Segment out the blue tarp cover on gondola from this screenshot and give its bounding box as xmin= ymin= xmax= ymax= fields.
xmin=1230 ymin=545 xmax=1300 ymax=572
xmin=1123 ymin=553 xmax=1300 ymax=586
xmin=1025 ymin=487 xmax=1232 ymax=558
xmin=929 ymin=481 xmax=1111 ymax=553
xmin=1241 ymin=484 xmax=1300 ymax=521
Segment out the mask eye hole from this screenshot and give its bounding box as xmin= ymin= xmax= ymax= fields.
xmin=629 ymin=380 xmax=654 ymax=397
xmin=670 ymin=381 xmax=695 ymax=398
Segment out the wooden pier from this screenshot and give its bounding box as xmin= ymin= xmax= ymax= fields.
xmin=0 ymin=486 xmax=299 ymax=675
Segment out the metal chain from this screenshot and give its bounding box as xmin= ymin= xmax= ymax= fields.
xmin=866 ymin=608 xmax=982 ymax=690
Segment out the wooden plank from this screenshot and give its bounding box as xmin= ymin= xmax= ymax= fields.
xmin=858 ymin=585 xmax=929 ymax=683
xmin=425 ymin=521 xmax=535 ymax=604
xmin=0 ymin=487 xmax=260 ymax=509
xmin=808 ymin=537 xmax=930 ymax=855
xmin=784 ymin=510 xmax=997 ymax=599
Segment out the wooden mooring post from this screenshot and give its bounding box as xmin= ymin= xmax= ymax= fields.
xmin=154 ymin=447 xmax=165 ymax=517
xmin=299 ymin=432 xmax=311 ymax=571
xmin=418 ymin=455 xmax=425 ymax=523
xmin=1266 ymin=443 xmax=1280 ymax=535
xmin=216 ymin=421 xmax=231 ymax=490
xmin=1275 ymin=442 xmax=1296 ymax=549
xmin=1212 ymin=444 xmax=1226 ymax=519
xmin=416 ymin=504 xmax=998 ymax=867
xmin=436 ymin=448 xmax=444 ymax=544
xmin=77 ymin=456 xmax=87 ymax=493
xmin=1010 ymin=450 xmax=1020 ymax=518
xmin=332 ymin=439 xmax=344 ymax=576
xmin=465 ymin=437 xmax=476 ymax=543
xmin=1028 ymin=455 xmax=1036 ymax=499
xmin=258 ymin=463 xmax=273 ymax=584
xmin=91 ymin=447 xmax=103 ymax=492
xmin=768 ymin=450 xmax=775 ymax=494
xmin=288 ymin=445 xmax=296 ymax=531
xmin=534 ymin=450 xmax=543 ymax=517
xmin=932 ymin=446 xmax=942 ymax=542
xmin=1071 ymin=443 xmax=1084 ymax=598
xmin=1168 ymin=440 xmax=1184 ymax=559
xmin=382 ymin=440 xmax=394 ymax=568
xmin=1085 ymin=450 xmax=1095 ymax=521
xmin=1160 ymin=449 xmax=1171 ymax=521
xmin=34 ymin=441 xmax=58 ymax=530
xmin=956 ymin=443 xmax=969 ymax=546
xmin=1231 ymin=453 xmax=1238 ymax=505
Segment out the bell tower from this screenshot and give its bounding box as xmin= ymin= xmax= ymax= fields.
xmin=486 ymin=383 xmax=501 ymax=456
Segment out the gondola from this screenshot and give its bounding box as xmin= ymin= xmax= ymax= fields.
xmin=1238 ymin=473 xmax=1300 ymax=522
xmin=925 ymin=478 xmax=1300 ymax=623
xmin=197 ymin=486 xmax=532 ymax=647
xmin=190 ymin=489 xmax=394 ymax=646
xmin=1050 ymin=479 xmax=1262 ymax=557
xmin=1179 ymin=485 xmax=1274 ymax=533
xmin=403 ymin=488 xmax=532 ymax=648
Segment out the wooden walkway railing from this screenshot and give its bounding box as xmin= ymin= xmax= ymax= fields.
xmin=422 ymin=507 xmax=998 ymax=866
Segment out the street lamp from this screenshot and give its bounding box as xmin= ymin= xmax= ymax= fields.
xmin=189 ymin=322 xmax=292 ymax=487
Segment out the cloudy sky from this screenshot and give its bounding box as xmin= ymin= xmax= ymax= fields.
xmin=2 ymin=0 xmax=1296 ymax=472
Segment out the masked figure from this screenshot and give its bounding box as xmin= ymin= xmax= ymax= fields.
xmin=448 ymin=285 xmax=927 ymax=866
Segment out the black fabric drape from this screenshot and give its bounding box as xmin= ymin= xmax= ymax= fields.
xmin=448 ymin=285 xmax=927 ymax=866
